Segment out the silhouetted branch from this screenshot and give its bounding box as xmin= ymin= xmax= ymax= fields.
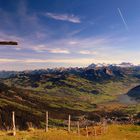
xmin=0 ymin=41 xmax=18 ymax=45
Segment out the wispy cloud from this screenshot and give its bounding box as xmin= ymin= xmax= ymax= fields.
xmin=0 ymin=58 xmax=20 ymax=63
xmin=79 ymin=50 xmax=98 ymax=55
xmin=25 ymin=59 xmax=85 ymax=63
xmin=45 ymin=12 xmax=81 ymax=23
xmin=68 ymin=41 xmax=78 ymax=45
xmin=48 ymin=48 xmax=70 ymax=54
xmin=32 ymin=45 xmax=70 ymax=54
xmin=0 ymin=58 xmax=105 ymax=64
xmin=117 ymin=8 xmax=129 ymax=31
xmin=32 ymin=45 xmax=48 ymax=52
xmin=29 ymin=36 xmax=112 ymax=56
xmin=0 ymin=58 xmax=127 ymax=65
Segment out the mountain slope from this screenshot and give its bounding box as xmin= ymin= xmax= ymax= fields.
xmin=127 ymin=85 xmax=140 ymax=101
xmin=0 ymin=65 xmax=140 ymax=128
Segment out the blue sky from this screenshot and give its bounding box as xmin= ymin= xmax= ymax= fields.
xmin=0 ymin=0 xmax=140 ymax=70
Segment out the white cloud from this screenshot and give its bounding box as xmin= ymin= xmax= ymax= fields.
xmin=32 ymin=45 xmax=48 ymax=52
xmin=68 ymin=29 xmax=83 ymax=36
xmin=0 ymin=32 xmax=22 ymax=43
xmin=0 ymin=58 xmax=20 ymax=62
xmin=0 ymin=58 xmax=127 ymax=65
xmin=25 ymin=58 xmax=93 ymax=64
xmin=32 ymin=45 xmax=70 ymax=54
xmin=69 ymin=41 xmax=78 ymax=45
xmin=48 ymin=48 xmax=70 ymax=54
xmin=79 ymin=50 xmax=98 ymax=55
xmin=28 ymin=36 xmax=112 ymax=57
xmin=45 ymin=12 xmax=81 ymax=23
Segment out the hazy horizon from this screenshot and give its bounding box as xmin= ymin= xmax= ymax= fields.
xmin=1 ymin=0 xmax=140 ymax=70
xmin=0 ymin=62 xmax=139 ymax=71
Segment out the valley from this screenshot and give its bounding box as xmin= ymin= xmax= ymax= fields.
xmin=0 ymin=63 xmax=140 ymax=129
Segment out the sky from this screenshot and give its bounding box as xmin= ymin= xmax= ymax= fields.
xmin=0 ymin=0 xmax=140 ymax=70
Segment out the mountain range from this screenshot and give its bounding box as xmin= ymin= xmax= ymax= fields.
xmin=0 ymin=62 xmax=140 ymax=128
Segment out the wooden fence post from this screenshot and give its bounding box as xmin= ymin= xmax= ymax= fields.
xmin=77 ymin=121 xmax=80 ymax=135
xmin=68 ymin=115 xmax=71 ymax=132
xmin=12 ymin=111 xmax=16 ymax=136
xmin=102 ymin=119 xmax=107 ymax=134
xmin=94 ymin=126 xmax=97 ymax=136
xmin=86 ymin=126 xmax=88 ymax=137
xmin=45 ymin=111 xmax=48 ymax=132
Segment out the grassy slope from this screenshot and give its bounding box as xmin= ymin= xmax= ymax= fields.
xmin=0 ymin=125 xmax=140 ymax=140
xmin=5 ymin=76 xmax=138 ymax=103
xmin=0 ymin=74 xmax=140 ymax=128
xmin=2 ymin=74 xmax=140 ymax=113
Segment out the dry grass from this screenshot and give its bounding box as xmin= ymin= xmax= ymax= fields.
xmin=0 ymin=124 xmax=140 ymax=140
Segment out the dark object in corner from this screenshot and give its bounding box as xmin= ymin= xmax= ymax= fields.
xmin=0 ymin=41 xmax=18 ymax=45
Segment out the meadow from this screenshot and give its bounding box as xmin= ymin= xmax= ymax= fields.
xmin=0 ymin=124 xmax=140 ymax=140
